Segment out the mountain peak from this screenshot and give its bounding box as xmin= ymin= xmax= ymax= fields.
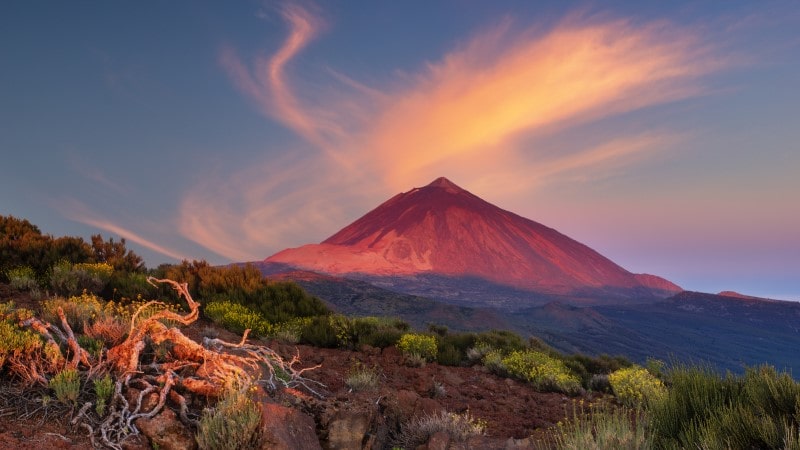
xmin=266 ymin=179 xmax=681 ymax=298
xmin=425 ymin=177 xmax=463 ymax=193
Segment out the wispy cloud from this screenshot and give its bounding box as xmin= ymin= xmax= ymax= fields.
xmin=219 ymin=4 xmax=349 ymax=161
xmin=182 ymin=5 xmax=724 ymax=261
xmin=364 ymin=15 xmax=717 ymax=190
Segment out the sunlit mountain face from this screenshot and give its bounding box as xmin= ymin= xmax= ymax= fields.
xmin=266 ymin=177 xmax=680 ymax=299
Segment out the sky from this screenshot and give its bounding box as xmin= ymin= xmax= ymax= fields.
xmin=1 ymin=1 xmax=798 ymax=300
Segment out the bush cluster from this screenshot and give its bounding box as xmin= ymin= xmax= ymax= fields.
xmin=500 ymin=350 xmax=582 ymax=395
xmin=608 ymin=365 xmax=666 ymax=408
xmin=160 ymin=261 xmax=330 ymax=324
xmin=0 ymin=304 xmax=44 ymax=370
xmin=204 ymin=301 xmax=273 ymax=337
xmin=398 ymin=333 xmax=438 ymax=362
xmin=649 ymin=365 xmax=800 ymax=449
xmin=49 ymin=260 xmax=114 ymax=296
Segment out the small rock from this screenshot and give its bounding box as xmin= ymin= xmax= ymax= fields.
xmin=426 ymin=431 xmax=450 ymax=450
xmin=505 ymin=436 xmax=536 ymax=449
xmin=135 ymin=407 xmax=197 ymax=450
xmin=259 ymin=401 xmax=322 ymax=450
xmin=326 ymin=410 xmax=371 ymax=449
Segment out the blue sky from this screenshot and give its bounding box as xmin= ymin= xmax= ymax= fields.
xmin=1 ymin=1 xmax=798 ymax=300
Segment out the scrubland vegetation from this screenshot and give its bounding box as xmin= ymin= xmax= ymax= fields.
xmin=2 ymin=213 xmax=800 ymax=449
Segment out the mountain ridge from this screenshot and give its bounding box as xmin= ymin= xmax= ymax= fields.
xmin=266 ymin=177 xmax=681 ymax=300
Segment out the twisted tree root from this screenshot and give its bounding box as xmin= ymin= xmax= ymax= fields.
xmin=18 ymin=276 xmax=324 ymax=449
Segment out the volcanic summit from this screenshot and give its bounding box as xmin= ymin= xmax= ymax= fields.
xmin=266 ymin=177 xmax=680 ymax=298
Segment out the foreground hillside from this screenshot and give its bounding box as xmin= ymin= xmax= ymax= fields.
xmin=4 ymin=275 xmax=800 ymax=450
xmin=0 ymin=283 xmax=594 ymax=449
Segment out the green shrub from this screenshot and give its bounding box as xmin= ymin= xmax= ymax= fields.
xmin=299 ymin=315 xmax=341 ymax=348
xmin=474 ymin=330 xmax=526 ymax=355
xmin=436 ymin=343 xmax=463 ymax=366
xmin=77 ymin=335 xmax=105 ymax=359
xmin=163 ymin=262 xmax=331 ymax=324
xmin=50 ymin=367 xmax=80 ymax=405
xmin=564 ymin=353 xmax=633 ymax=388
xmin=6 ymin=266 xmax=40 ymax=292
xmin=648 ymin=365 xmax=743 ymax=449
xmin=351 ymin=316 xmax=408 ymax=348
xmin=273 ymin=317 xmax=312 ymax=344
xmin=541 ymin=405 xmax=651 ymax=450
xmin=398 ymin=333 xmax=438 ymax=362
xmin=204 ymin=301 xmax=272 ymax=337
xmin=482 ymin=349 xmax=506 ymax=374
xmin=502 ymin=350 xmax=582 ymax=395
xmin=93 ymin=374 xmax=114 ymax=416
xmin=345 ymin=362 xmax=380 ymax=392
xmin=609 ymin=365 xmax=666 ymax=408
xmin=49 ymin=261 xmax=113 ymax=296
xmin=671 ymin=366 xmax=800 ymax=450
xmin=436 ymin=332 xmax=476 ymax=366
xmin=196 ymin=388 xmax=262 ymax=450
xmin=103 ymin=271 xmax=158 ymax=302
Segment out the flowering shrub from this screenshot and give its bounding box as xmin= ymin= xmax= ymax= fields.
xmin=49 ymin=261 xmax=113 ymax=296
xmin=0 ymin=314 xmax=43 ymax=370
xmin=204 ymin=301 xmax=273 ymax=337
xmin=398 ymin=333 xmax=438 ymax=362
xmin=501 ymin=350 xmax=582 ymax=394
xmin=42 ymin=292 xmax=115 ymax=332
xmin=609 ymin=365 xmax=666 ymax=407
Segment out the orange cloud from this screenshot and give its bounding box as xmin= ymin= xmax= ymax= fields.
xmin=363 ymin=15 xmax=717 ymax=190
xmin=185 ymin=6 xmax=723 ymax=261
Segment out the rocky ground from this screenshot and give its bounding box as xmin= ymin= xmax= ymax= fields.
xmin=0 ymin=287 xmax=605 ymax=449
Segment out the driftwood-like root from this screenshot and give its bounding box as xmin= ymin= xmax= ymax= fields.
xmin=19 ymin=276 xmax=323 ymax=449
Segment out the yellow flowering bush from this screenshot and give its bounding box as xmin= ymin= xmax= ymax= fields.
xmin=0 ymin=317 xmax=44 ymax=369
xmin=609 ymin=365 xmax=666 ymax=407
xmin=74 ymin=262 xmax=113 ymax=282
xmin=502 ymin=350 xmax=582 ymax=395
xmin=397 ymin=333 xmax=438 ymax=362
xmin=49 ymin=261 xmax=113 ymax=295
xmin=42 ymin=292 xmax=109 ymax=331
xmin=205 ymin=301 xmax=273 ymax=337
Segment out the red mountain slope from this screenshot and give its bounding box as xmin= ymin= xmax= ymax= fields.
xmin=266 ymin=177 xmax=681 ymax=296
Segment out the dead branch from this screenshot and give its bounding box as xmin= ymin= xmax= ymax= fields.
xmin=15 ymin=276 xmax=324 ymax=449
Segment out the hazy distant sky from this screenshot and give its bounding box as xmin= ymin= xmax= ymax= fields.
xmin=1 ymin=1 xmax=798 ymax=300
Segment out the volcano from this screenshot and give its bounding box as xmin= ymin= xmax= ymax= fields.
xmin=265 ymin=177 xmax=680 ymax=299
